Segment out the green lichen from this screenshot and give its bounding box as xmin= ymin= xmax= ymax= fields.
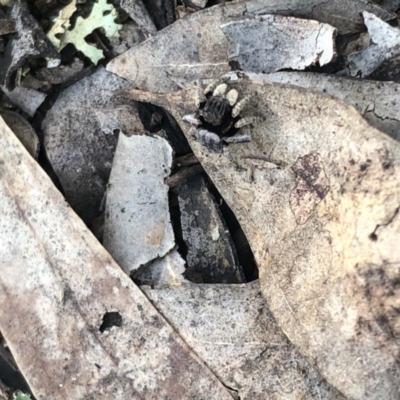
xmin=47 ymin=0 xmax=122 ymax=64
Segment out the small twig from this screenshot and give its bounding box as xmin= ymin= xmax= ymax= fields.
xmin=166 ymin=164 xmax=203 ymax=187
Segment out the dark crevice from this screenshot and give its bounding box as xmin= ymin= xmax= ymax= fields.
xmin=203 ymin=174 xmax=258 ymax=282
xmin=0 ymin=333 xmax=32 ymax=396
xmin=137 ymin=102 xmax=191 ymax=156
xmin=168 ymin=189 xmax=188 ymax=260
xmin=219 ymin=379 xmax=240 ymax=399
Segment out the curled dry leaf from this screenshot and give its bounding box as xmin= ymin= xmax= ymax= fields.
xmin=122 ymin=76 xmax=400 ymax=399
xmin=107 ymin=2 xmax=336 ymax=93
xmin=0 ymin=115 xmax=233 ymax=399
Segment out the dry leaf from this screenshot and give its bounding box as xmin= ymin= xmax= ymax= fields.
xmin=143 ymin=281 xmax=345 ymax=399
xmin=260 ymin=71 xmax=400 ymax=142
xmin=107 ymin=2 xmax=335 ymax=92
xmin=244 ymin=0 xmax=395 ymax=34
xmin=0 ymin=115 xmax=233 ymax=399
xmin=122 ymin=76 xmax=400 ymax=399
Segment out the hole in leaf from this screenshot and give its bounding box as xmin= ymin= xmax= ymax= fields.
xmin=99 ymin=311 xmax=122 ymax=333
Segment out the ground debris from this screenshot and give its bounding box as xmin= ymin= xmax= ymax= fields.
xmin=135 ymin=248 xmax=188 ymax=286
xmin=119 ymin=0 xmax=157 ymax=36
xmin=0 ymin=115 xmax=234 ymax=400
xmin=0 ymin=0 xmax=60 ymax=90
xmin=103 ymin=131 xmax=176 ymax=275
xmin=341 ymin=11 xmax=400 ymax=77
xmin=42 ymin=68 xmax=134 ymax=225
xmin=177 ymin=174 xmax=245 ymax=283
xmin=107 ymin=2 xmax=337 ymax=91
xmin=123 ymin=75 xmax=400 ymax=399
xmin=143 ymin=281 xmax=345 ymax=400
xmin=0 ymin=85 xmax=46 ymax=117
xmin=35 ymin=58 xmax=84 ymax=85
xmin=47 ymin=0 xmax=122 ymax=65
xmin=244 ymin=0 xmax=396 ymax=34
xmin=3 ymin=1 xmax=400 ymax=398
xmin=222 ymin=15 xmax=336 ymax=73
xmin=0 ymin=110 xmax=39 ymax=158
xmin=263 ymin=71 xmax=400 ymax=142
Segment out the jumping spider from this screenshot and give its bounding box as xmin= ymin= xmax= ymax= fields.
xmin=183 ymin=78 xmax=253 ymax=152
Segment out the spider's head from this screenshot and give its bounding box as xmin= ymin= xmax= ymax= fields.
xmin=202 ymin=96 xmax=232 ymax=127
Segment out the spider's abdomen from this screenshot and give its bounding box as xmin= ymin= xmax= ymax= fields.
xmin=202 ymin=96 xmax=231 ymax=127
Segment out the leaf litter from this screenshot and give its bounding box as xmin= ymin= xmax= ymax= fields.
xmin=1 ymin=0 xmax=400 ymax=399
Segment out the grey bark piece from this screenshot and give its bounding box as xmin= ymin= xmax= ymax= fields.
xmin=0 ymin=115 xmax=233 ymax=400
xmin=135 ymin=248 xmax=188 ymax=286
xmin=341 ymin=11 xmax=400 ymax=78
xmin=252 ymin=71 xmax=400 ymax=142
xmin=124 ymin=78 xmax=400 ymax=399
xmin=221 ymin=15 xmax=336 ymax=73
xmin=36 ymin=58 xmax=84 ymax=84
xmin=95 ymin=104 xmax=142 ymax=135
xmin=1 ymin=86 xmax=46 ymax=117
xmin=103 ymin=133 xmax=175 ymax=274
xmin=108 ymin=24 xmax=147 ymax=57
xmin=177 ymin=174 xmax=244 ymax=283
xmin=119 ymin=0 xmax=157 ymax=36
xmin=42 ymin=68 xmax=134 ymax=225
xmin=244 ymin=0 xmax=395 ymax=34
xmin=142 ymin=281 xmax=345 ymax=400
xmin=0 ymin=0 xmax=60 ymax=89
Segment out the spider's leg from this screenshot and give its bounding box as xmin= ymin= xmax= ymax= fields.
xmin=212 ymin=83 xmax=227 ymax=97
xmin=226 ymin=89 xmax=239 ymax=106
xmin=232 ymin=96 xmax=250 ymax=118
xmin=198 ymin=129 xmax=223 ymax=152
xmin=235 ymin=117 xmax=254 ymax=129
xmin=223 ymin=131 xmax=251 ymax=144
xmin=195 ymin=80 xmax=206 ymax=108
xmin=204 ymin=76 xmax=230 ymax=95
xmin=182 ymin=114 xmax=201 ymax=126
